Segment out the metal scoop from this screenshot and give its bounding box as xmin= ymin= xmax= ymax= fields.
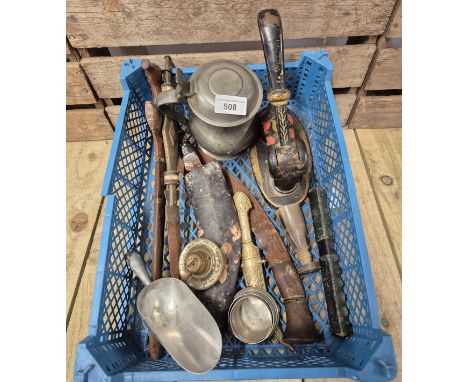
xmin=126 ymin=251 xmax=222 ymax=374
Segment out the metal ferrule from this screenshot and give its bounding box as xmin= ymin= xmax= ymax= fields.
xmin=267 ymin=89 xmax=291 ymax=104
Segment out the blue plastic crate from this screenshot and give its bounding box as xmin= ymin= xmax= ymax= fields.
xmin=74 ymin=50 xmax=397 ymax=382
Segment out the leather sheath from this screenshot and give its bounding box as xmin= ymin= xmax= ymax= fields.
xmin=184 ymin=161 xmax=242 ymax=330
xmin=199 ymin=151 xmax=323 ymax=343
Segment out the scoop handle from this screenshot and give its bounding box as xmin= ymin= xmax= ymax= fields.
xmin=127 ymin=251 xmax=152 ymax=286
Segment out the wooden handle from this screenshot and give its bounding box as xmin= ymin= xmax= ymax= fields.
xmin=141 ymin=59 xmax=162 ymax=104
xmin=144 ymin=101 xmax=166 ymax=359
xmin=258 ymin=9 xmax=286 ymax=94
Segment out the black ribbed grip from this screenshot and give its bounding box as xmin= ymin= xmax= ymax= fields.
xmin=319 ymin=252 xmax=353 ymax=338
xmin=310 ymin=187 xmax=353 ymax=338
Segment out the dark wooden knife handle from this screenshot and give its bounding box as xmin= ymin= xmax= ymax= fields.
xmin=258 ymin=9 xmax=286 ymax=93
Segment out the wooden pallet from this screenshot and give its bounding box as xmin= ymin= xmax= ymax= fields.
xmin=349 ymin=0 xmax=402 ymax=129
xmin=66 ymin=0 xmax=402 ymax=140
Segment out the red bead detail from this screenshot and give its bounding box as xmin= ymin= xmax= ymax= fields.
xmin=289 ymin=128 xmax=295 ymax=140
xmin=287 ymin=113 xmax=294 ymax=125
xmin=263 ymin=121 xmax=271 ymax=133
xmin=266 ymin=136 xmax=275 ymax=146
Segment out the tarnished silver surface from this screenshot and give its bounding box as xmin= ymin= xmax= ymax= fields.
xmin=126 ymin=251 xmax=222 ymax=374
xmin=229 ymin=287 xmax=279 ymax=344
xmin=188 ymin=60 xmax=263 ymax=127
xmin=190 ymin=113 xmax=259 ymax=159
xmin=188 ymin=60 xmax=263 ymax=158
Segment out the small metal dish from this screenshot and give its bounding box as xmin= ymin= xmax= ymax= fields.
xmin=229 ymin=287 xmax=280 ymax=344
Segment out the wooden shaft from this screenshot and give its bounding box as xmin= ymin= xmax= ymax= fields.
xmin=142 ymin=59 xmax=165 ymax=360
xmin=160 ymin=72 xmax=181 ymax=279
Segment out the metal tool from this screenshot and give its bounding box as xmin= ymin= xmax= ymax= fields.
xmin=229 ymin=287 xmax=279 ymax=344
xmin=179 ymin=238 xmax=225 ymax=290
xmin=126 ymin=251 xmax=222 ymax=374
xmin=157 ymin=60 xmax=263 ymax=159
xmin=309 ymin=186 xmax=353 ymax=338
xmin=233 ymin=192 xmax=293 ymax=350
xmin=181 ymin=136 xmax=242 ymax=330
xmin=141 ymin=59 xmax=165 ymax=359
xmin=198 ymin=150 xmax=323 ymax=344
xmin=160 ymin=56 xmax=181 ymax=279
xmin=251 ymin=9 xmax=319 ymax=276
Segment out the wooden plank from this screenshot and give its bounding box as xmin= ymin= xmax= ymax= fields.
xmin=387 ymin=1 xmax=402 ymax=38
xmin=66 ymin=109 xmax=114 ymax=141
xmin=105 ymin=105 xmax=119 ymax=127
xmin=67 ymin=0 xmax=395 ymax=48
xmin=81 ymin=44 xmax=375 ymax=99
xmin=365 ymin=48 xmax=401 ymax=90
xmin=66 ymin=140 xmax=112 ymax=316
xmin=334 ymin=94 xmax=356 ymax=126
xmin=343 ymin=130 xmax=401 ymax=381
xmin=105 ymin=95 xmax=356 ymax=129
xmin=66 ymin=62 xmax=96 ymax=105
xmin=356 ymin=129 xmax=402 ymax=272
xmin=350 ymin=96 xmax=402 ymax=129
xmin=67 ymin=202 xmax=105 ymax=382
xmin=66 ymin=41 xmax=71 ymax=61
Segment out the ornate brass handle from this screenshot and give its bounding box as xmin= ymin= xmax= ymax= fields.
xmin=233 ymin=192 xmax=295 ymax=351
xmin=233 ymin=192 xmax=266 ymax=289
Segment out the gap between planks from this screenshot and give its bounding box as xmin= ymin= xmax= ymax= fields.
xmin=345 ymin=0 xmax=401 ymax=128
xmin=67 ymin=203 xmax=106 ymax=382
xmin=66 ymin=140 xmax=112 ymax=317
xmin=342 ymin=129 xmax=401 ymax=382
xmin=81 ymin=44 xmax=375 ymax=99
xmin=354 ymin=129 xmax=402 ymax=275
xmin=66 ymin=196 xmax=104 ymax=328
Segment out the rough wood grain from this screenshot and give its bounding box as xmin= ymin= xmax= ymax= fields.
xmin=365 ymin=48 xmax=401 ymax=90
xmin=105 ymin=105 xmax=120 ymax=127
xmin=106 ymin=94 xmax=356 ymax=129
xmin=66 ymin=62 xmax=96 ymax=105
xmin=356 ymin=128 xmax=402 ymax=272
xmin=67 ymin=109 xmax=114 ymax=141
xmin=387 ymin=1 xmax=402 ymax=38
xmin=66 ymin=140 xmax=111 ymax=316
xmin=343 ymin=129 xmax=401 ymax=381
xmin=67 ymin=0 xmax=395 ymax=48
xmin=350 ymin=96 xmax=402 ymax=129
xmin=66 ymin=202 xmax=105 ymax=382
xmin=81 ymin=45 xmax=375 ymax=99
xmin=334 ymin=94 xmax=356 ymax=126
